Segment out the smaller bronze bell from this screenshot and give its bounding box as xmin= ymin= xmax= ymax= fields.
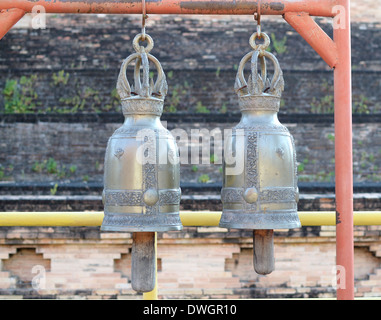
xmin=220 ymin=32 xmax=301 ymax=274
xmin=101 ymin=33 xmax=182 ymax=292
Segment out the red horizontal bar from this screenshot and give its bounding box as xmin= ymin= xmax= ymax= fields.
xmin=0 ymin=0 xmax=337 ymax=16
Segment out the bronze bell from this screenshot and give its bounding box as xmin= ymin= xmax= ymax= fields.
xmin=219 ymin=32 xmax=301 ymax=275
xmin=101 ymin=33 xmax=182 ymax=292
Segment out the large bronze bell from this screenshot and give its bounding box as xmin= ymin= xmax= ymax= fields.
xmin=101 ymin=33 xmax=182 ymax=292
xmin=219 ymin=32 xmax=301 ymax=274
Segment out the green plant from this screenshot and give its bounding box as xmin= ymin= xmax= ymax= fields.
xmin=210 ymin=154 xmax=219 ymax=164
xmin=358 ymin=151 xmax=377 ymax=173
xmin=297 ymin=163 xmax=305 ymax=173
xmin=52 ymin=70 xmax=69 ymax=86
xmin=84 ymin=87 xmax=101 ymax=111
xmin=32 ymin=158 xmax=80 ymax=179
xmin=166 ymin=83 xmax=187 ymax=113
xmin=220 ymin=103 xmax=227 ymax=113
xmin=269 ymin=33 xmax=287 ymax=54
xmin=104 ymin=88 xmax=121 ymax=112
xmin=46 ymin=158 xmax=58 ymax=174
xmin=297 ymin=158 xmax=310 ymax=173
xmin=57 ymin=166 xmax=66 ymax=179
xmin=0 ymin=165 xmax=13 ymax=181
xmin=195 ymin=101 xmax=210 ymax=114
xmin=353 ymin=95 xmax=369 ymax=114
xmin=50 ymin=183 xmax=58 ymax=195
xmin=198 ymin=174 xmax=210 ymax=183
xmin=366 ymin=173 xmax=381 ymax=182
xmin=191 ymin=165 xmax=198 ymax=172
xmin=82 ymin=175 xmax=89 ymax=182
xmin=215 ymin=67 xmax=221 ymax=78
xmin=165 ymin=104 xmax=177 ymax=113
xmin=59 ymin=95 xmax=86 ymax=113
xmin=327 ymin=133 xmax=335 ymax=142
xmin=311 ymin=95 xmax=334 ymax=113
xmin=32 ymin=160 xmax=46 ymax=173
xmin=57 ymin=84 xmax=103 ymax=113
xmin=69 ymin=165 xmax=77 ymax=174
xmin=298 ymin=170 xmax=336 ymax=183
xmin=3 ymin=75 xmax=39 ymax=113
xmin=310 ymin=79 xmax=334 ymax=114
xmin=95 ymin=161 xmax=103 ymax=172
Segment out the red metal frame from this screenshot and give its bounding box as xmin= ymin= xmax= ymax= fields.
xmin=333 ymin=0 xmax=354 ymax=300
xmin=0 ymin=0 xmax=354 ymax=300
xmin=0 ymin=0 xmax=337 ymax=16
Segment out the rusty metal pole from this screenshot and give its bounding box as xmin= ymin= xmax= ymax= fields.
xmin=333 ymin=0 xmax=354 ymax=300
xmin=0 ymin=0 xmax=337 ymax=16
xmin=0 ymin=8 xmax=25 ymax=40
xmin=283 ymin=12 xmax=338 ymax=68
xmin=284 ymin=2 xmax=354 ymax=299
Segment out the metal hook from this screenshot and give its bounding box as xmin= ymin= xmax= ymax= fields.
xmin=254 ymin=0 xmax=261 ymax=38
xmin=141 ymin=0 xmax=148 ymax=40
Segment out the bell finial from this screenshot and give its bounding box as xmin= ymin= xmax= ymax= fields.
xmin=116 ymin=33 xmax=168 ymax=102
xmin=234 ymin=32 xmax=284 ymax=99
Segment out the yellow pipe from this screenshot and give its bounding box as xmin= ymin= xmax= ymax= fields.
xmin=0 ymin=211 xmax=104 ymax=227
xmin=298 ymin=211 xmax=336 ymax=226
xmin=0 ymin=211 xmax=381 ymax=227
xmin=353 ymin=211 xmax=381 ymax=226
xmin=180 ymin=211 xmax=222 ymax=226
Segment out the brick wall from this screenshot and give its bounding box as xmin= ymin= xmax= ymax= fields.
xmin=1 ymin=16 xmax=381 ymax=114
xmin=0 ymin=15 xmax=380 ymax=184
xmin=0 ymin=119 xmax=380 ymax=185
xmin=1 ymin=226 xmax=381 ymax=299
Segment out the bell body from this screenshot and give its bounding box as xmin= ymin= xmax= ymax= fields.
xmin=220 ymin=95 xmax=301 ymax=230
xmin=101 ymin=97 xmax=182 ymax=232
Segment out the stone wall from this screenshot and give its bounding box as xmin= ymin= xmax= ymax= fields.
xmin=0 ymin=16 xmax=381 ymax=114
xmin=0 ymin=116 xmax=379 ymax=185
xmin=0 ymin=15 xmax=380 ymax=185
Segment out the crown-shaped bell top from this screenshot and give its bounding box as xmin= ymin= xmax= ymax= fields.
xmin=234 ymin=32 xmax=285 ymax=113
xmin=116 ymin=33 xmax=168 ymax=117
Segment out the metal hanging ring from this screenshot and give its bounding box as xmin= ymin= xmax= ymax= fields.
xmin=133 ymin=33 xmax=154 ymax=53
xmin=249 ymin=32 xmax=270 ymax=52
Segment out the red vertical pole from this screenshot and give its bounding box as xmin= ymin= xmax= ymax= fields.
xmin=333 ymin=0 xmax=354 ymax=300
